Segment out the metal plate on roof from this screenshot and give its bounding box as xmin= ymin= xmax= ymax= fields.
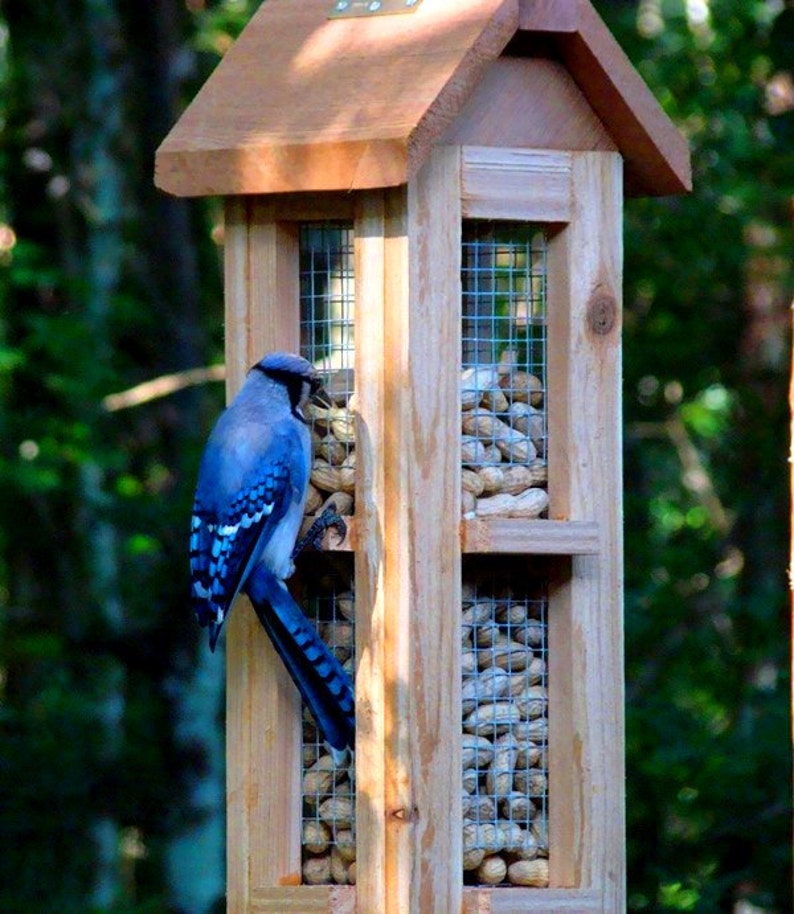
xmin=329 ymin=0 xmax=423 ymax=18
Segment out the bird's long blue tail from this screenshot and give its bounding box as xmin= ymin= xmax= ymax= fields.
xmin=245 ymin=564 xmax=355 ymax=753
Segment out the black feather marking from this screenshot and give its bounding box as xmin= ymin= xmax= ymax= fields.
xmin=189 ymin=460 xmax=292 ymax=636
xmin=245 ymin=566 xmax=354 ymax=750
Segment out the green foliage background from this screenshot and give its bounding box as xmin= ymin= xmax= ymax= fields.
xmin=0 ymin=1 xmax=790 ymax=911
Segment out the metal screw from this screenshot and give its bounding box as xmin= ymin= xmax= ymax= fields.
xmin=368 ymin=0 xmax=382 ymax=10
xmin=405 ymin=0 xmax=418 ymax=5
xmin=335 ymin=0 xmax=349 ymax=9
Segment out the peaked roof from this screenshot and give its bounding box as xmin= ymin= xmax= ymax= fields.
xmin=155 ymin=0 xmax=690 ymax=199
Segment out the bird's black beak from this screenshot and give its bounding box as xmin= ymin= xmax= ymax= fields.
xmin=208 ymin=621 xmax=223 ymax=653
xmin=310 ymin=378 xmax=333 ymax=409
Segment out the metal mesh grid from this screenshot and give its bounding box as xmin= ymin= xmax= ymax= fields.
xmin=461 ymin=559 xmax=549 ymax=887
xmin=299 ymin=222 xmax=357 ymax=519
xmin=299 ymin=570 xmax=357 ymax=886
xmin=460 ymin=222 xmax=549 ymax=520
xmin=299 ymin=223 xmax=357 ymax=885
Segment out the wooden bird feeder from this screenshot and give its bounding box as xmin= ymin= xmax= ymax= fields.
xmin=156 ymin=1 xmax=690 ymax=911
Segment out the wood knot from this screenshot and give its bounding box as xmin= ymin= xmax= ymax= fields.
xmin=391 ymin=806 xmax=419 ymax=823
xmin=586 ymin=293 xmax=618 ymax=337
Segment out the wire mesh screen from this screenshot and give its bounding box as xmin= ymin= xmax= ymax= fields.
xmin=299 ymin=571 xmax=357 ymax=885
xmin=460 ymin=222 xmax=549 ymax=520
xmin=299 ymin=222 xmax=356 ymax=520
xmin=461 ymin=558 xmax=549 ymax=888
xmin=298 ymin=223 xmax=357 ymax=885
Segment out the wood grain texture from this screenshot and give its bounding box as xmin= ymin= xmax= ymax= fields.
xmin=376 ymin=148 xmax=463 ymax=913
xmin=444 ymin=59 xmax=616 ymax=160
xmin=518 ymin=0 xmax=691 ymax=196
xmin=518 ymin=0 xmax=581 ymax=32
xmin=223 ymin=197 xmax=255 ymax=914
xmin=156 ymin=0 xmax=688 ymax=200
xmin=546 ymin=152 xmax=625 ymax=906
xmin=460 ymin=518 xmax=600 ymax=554
xmin=461 ymin=144 xmax=574 ymax=222
xmin=249 ymin=885 xmax=355 ymax=912
xmin=352 ymin=190 xmax=389 ymax=913
xmin=463 ymin=887 xmax=602 ymax=913
xmin=404 ymin=146 xmax=463 ymax=914
xmin=155 ymin=0 xmax=517 ymax=196
xmin=224 ymin=198 xmax=303 ymax=910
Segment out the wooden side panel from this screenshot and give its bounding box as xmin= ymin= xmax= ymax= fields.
xmin=460 ymin=518 xmax=600 ymax=554
xmin=517 ymin=0 xmax=580 ymax=32
xmin=546 ymin=152 xmax=625 ymax=906
xmin=249 ymin=885 xmax=355 ymax=913
xmin=224 ymin=198 xmax=303 ymax=912
xmin=353 ymin=191 xmax=389 ymax=913
xmin=461 ymin=146 xmax=573 ymax=222
xmin=443 ymin=59 xmax=616 ymax=157
xmin=517 ymin=0 xmax=692 ymax=196
xmin=463 ymin=887 xmax=602 ymax=913
xmin=375 ymin=147 xmax=463 ymax=913
xmin=405 ymin=146 xmax=463 ymax=914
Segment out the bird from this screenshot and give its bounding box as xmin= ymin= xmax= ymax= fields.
xmin=189 ymin=351 xmax=354 ymax=754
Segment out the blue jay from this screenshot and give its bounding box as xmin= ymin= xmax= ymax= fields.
xmin=190 ymin=351 xmax=354 ymax=753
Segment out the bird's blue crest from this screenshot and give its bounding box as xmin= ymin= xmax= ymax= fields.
xmin=251 ymin=351 xmax=315 ymax=380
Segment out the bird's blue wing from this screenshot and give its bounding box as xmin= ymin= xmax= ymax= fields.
xmin=190 ymin=445 xmax=293 ymax=640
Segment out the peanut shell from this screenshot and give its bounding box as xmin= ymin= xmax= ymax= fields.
xmin=311 ymin=458 xmax=341 ymax=493
xmin=477 ymin=854 xmax=507 ymax=885
xmin=318 ymin=796 xmax=354 ymax=829
xmin=302 ymin=855 xmax=331 ymax=885
xmin=463 ymin=701 xmax=524 ymax=736
xmin=335 ymin=829 xmax=357 ymax=864
xmin=500 ymin=370 xmax=543 ymax=406
xmin=461 ymin=468 xmax=485 ymax=496
xmin=486 ymin=735 xmax=518 ymax=799
xmin=302 ymin=820 xmax=331 ymax=855
xmin=507 ymin=859 xmax=548 ymax=886
xmin=302 ymin=755 xmax=336 ymax=801
xmin=461 ymin=435 xmax=487 ymax=465
xmin=330 ymin=847 xmax=349 ymax=885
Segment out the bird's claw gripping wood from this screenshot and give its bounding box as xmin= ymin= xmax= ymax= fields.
xmin=292 ymin=504 xmax=347 ymax=559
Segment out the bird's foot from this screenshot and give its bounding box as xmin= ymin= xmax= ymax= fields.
xmin=292 ymin=504 xmax=347 ymax=559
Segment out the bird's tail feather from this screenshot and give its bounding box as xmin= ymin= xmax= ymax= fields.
xmin=245 ymin=565 xmax=355 ymax=752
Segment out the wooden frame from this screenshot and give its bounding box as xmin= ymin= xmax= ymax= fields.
xmin=224 ymin=198 xmax=304 ymax=907
xmin=222 ymin=148 xmax=624 ymax=913
xmin=150 ymin=1 xmax=692 ymax=910
xmin=546 ymin=152 xmax=625 ymax=903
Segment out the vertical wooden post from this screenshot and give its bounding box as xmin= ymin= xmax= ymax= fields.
xmin=355 ymin=148 xmax=463 ymax=913
xmin=354 ymin=189 xmax=389 ymax=911
xmin=547 ymin=152 xmax=625 ymax=907
xmin=224 ymin=197 xmax=303 ymax=912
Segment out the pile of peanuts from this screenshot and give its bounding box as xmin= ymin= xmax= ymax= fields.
xmin=461 ymin=355 xmax=548 ymax=520
xmin=301 ymin=589 xmax=357 ymax=886
xmin=301 ymin=763 xmax=357 ymax=885
xmin=299 ymin=357 xmax=550 ymax=887
xmin=460 ymin=578 xmax=549 ymax=887
xmin=304 ymin=355 xmax=548 ymax=524
xmin=300 ymin=579 xmax=550 ymax=889
xmin=304 ymin=400 xmax=357 ymax=520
